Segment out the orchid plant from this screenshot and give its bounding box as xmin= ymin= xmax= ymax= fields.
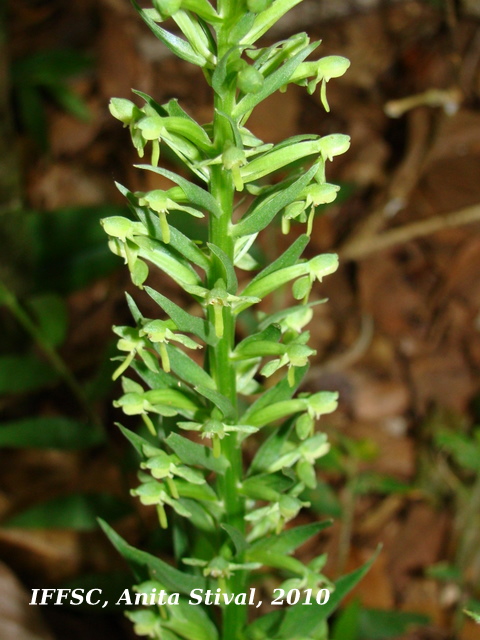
xmin=100 ymin=1 xmax=374 ymax=638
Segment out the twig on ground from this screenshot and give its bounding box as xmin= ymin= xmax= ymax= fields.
xmin=340 ymin=201 xmax=480 ymax=261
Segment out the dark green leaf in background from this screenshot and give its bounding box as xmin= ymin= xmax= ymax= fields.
xmin=0 ymin=354 xmax=58 ymax=394
xmin=0 ymin=416 xmax=104 ymax=450
xmin=5 ymin=493 xmax=131 ymax=530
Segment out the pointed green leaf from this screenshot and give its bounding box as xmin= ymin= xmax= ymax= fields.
xmin=245 ymin=610 xmax=283 ymax=640
xmin=125 ymin=292 xmax=144 ymax=324
xmin=241 ymin=473 xmax=293 ymax=501
xmin=233 ymin=165 xmax=318 ymax=237
xmin=241 ymin=364 xmax=307 ymax=425
xmin=166 ymin=344 xmax=216 ymax=390
xmin=166 ymin=432 xmax=229 ymax=474
xmin=249 ymin=551 xmax=307 ymax=575
xmin=235 ymin=323 xmax=282 ymax=353
xmin=212 ymin=48 xmax=242 ymax=98
xmin=175 ymin=479 xmax=218 ymax=502
xmin=164 ymin=598 xmax=219 ymax=640
xmin=145 ymin=286 xmax=217 ymax=345
xmin=99 ymin=519 xmax=206 ymax=593
xmin=118 ymin=424 xmax=153 ymax=456
xmin=194 ymin=385 xmax=236 ymax=421
xmin=244 ymin=233 xmax=309 ymax=293
xmin=208 ymin=243 xmax=238 ymax=293
xmin=241 ymin=0 xmax=304 ymax=45
xmin=248 ymin=521 xmax=332 ymax=557
xmin=136 ymin=165 xmax=221 ymax=218
xmin=278 ymin=547 xmax=381 ymax=637
xmin=233 ymin=339 xmax=285 ymax=360
xmin=248 ymin=418 xmax=294 ymax=476
xmin=132 ymin=0 xmax=206 ymax=67
xmin=241 ymin=139 xmax=321 ymax=184
xmin=221 ymin=524 xmax=248 ymax=557
xmin=246 ymin=398 xmax=306 ymax=428
xmin=135 ymin=236 xmax=202 ymax=287
xmin=144 ymin=388 xmax=201 ymax=416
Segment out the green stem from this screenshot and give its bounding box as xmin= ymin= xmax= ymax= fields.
xmin=207 ymin=94 xmax=246 ymax=639
xmin=0 ymin=280 xmax=102 ymax=429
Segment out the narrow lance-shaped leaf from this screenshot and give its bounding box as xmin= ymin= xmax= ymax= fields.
xmin=278 ymin=547 xmax=382 ymax=637
xmin=248 ymin=521 xmax=332 ymax=557
xmin=240 ymin=139 xmax=321 ymax=184
xmin=99 ymin=519 xmax=207 ymax=594
xmin=242 ymin=364 xmax=308 ymax=425
xmin=172 ymin=10 xmax=217 ymax=68
xmin=166 ymin=432 xmax=229 ymax=474
xmin=221 ymin=524 xmax=248 ymax=558
xmin=118 ymin=424 xmax=153 ymax=456
xmin=246 ymin=234 xmax=309 ymax=289
xmin=248 ymin=417 xmax=295 ymax=477
xmin=208 ymin=243 xmax=238 ymax=293
xmin=241 ymin=0 xmax=304 ymax=45
xmin=145 ymin=286 xmax=217 ymax=346
xmin=136 ymin=165 xmax=221 ymax=218
xmin=194 ymin=385 xmax=236 ymax=421
xmin=132 ymin=0 xmax=206 ymax=67
xmin=166 ymin=344 xmax=216 ymax=391
xmin=233 ymin=165 xmax=318 ymax=237
xmin=134 ymin=236 xmax=202 ymax=287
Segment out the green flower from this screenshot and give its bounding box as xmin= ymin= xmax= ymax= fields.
xmin=178 ymin=418 xmax=258 ymax=457
xmin=185 ymin=279 xmax=260 ymax=337
xmin=140 ymin=318 xmax=201 ymax=373
xmin=131 ymin=472 xmax=192 ymax=528
xmin=137 ymin=188 xmax=204 ymax=244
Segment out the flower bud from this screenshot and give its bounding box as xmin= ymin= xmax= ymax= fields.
xmin=109 ymin=98 xmax=139 ymax=125
xmin=247 ymin=0 xmax=270 ymax=12
xmin=295 ymin=412 xmax=314 ymax=440
xmin=296 ymin=458 xmax=316 ymax=489
xmin=237 ymin=65 xmax=264 ymax=95
xmin=292 ymin=275 xmax=311 ymax=301
xmin=318 ymin=134 xmax=350 ymax=162
xmin=153 ymin=0 xmax=182 ymax=19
